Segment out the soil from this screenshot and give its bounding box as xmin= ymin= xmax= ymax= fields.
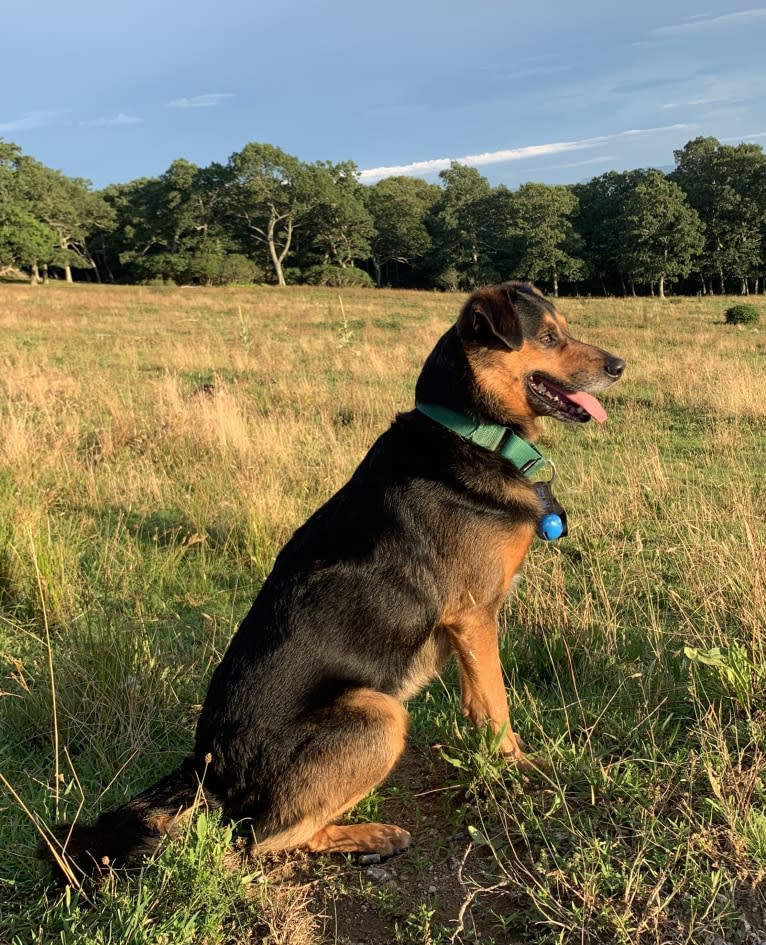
xmin=254 ymin=744 xmax=523 ymax=945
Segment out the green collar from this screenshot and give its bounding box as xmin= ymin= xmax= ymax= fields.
xmin=416 ymin=402 xmax=550 ymax=479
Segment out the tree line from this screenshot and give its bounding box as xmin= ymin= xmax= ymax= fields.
xmin=1 ymin=135 xmax=765 ymax=296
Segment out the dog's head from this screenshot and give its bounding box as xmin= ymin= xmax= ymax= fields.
xmin=454 ymin=281 xmax=625 ymax=439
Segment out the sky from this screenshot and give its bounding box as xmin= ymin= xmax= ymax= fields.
xmin=1 ymin=1 xmax=765 ymax=191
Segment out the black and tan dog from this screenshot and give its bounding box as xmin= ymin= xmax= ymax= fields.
xmin=43 ymin=281 xmax=624 ymax=878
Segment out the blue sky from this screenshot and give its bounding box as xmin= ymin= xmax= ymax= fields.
xmin=1 ymin=1 xmax=764 ymax=190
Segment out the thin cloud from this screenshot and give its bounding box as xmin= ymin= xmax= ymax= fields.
xmin=722 ymin=130 xmax=766 ymax=141
xmin=652 ymin=9 xmax=766 ymax=35
xmin=0 ymin=111 xmax=57 ymax=133
xmin=539 ymin=154 xmax=618 ymax=171
xmin=79 ymin=113 xmax=144 ymax=128
xmin=662 ymin=97 xmax=732 ymax=109
xmin=518 ymin=154 xmax=618 ymax=178
xmin=497 ymin=64 xmax=572 ymax=81
xmin=358 ymin=124 xmax=694 ymax=182
xmin=167 ymin=93 xmax=234 ymax=108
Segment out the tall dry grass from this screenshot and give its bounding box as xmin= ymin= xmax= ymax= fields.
xmin=0 ymin=283 xmax=764 ymax=944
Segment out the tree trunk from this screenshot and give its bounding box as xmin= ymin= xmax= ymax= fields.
xmin=64 ymin=263 xmax=73 ymax=283
xmin=372 ymin=258 xmax=383 ymax=287
xmin=658 ymin=274 xmax=665 ymax=298
xmin=42 ymin=263 xmax=49 ymax=284
xmin=740 ymin=277 xmax=748 ymax=295
xmin=266 ymin=213 xmax=286 ymax=287
xmin=84 ymin=246 xmax=101 ymax=283
xmin=273 ymin=212 xmax=295 ymax=289
xmin=30 ymin=263 xmax=40 ymax=284
xmin=552 ymin=272 xmax=559 ymax=297
xmin=719 ymin=268 xmax=725 ymax=294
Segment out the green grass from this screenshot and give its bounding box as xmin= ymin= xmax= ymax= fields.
xmin=0 ymin=284 xmax=764 ymax=944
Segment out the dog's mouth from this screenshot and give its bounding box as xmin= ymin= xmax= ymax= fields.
xmin=526 ymin=373 xmax=607 ymax=424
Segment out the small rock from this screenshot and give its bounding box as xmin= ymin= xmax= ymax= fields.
xmin=359 ymin=853 xmax=381 ymax=866
xmin=428 ymin=885 xmax=437 ymax=895
xmin=366 ymin=865 xmax=391 ymax=884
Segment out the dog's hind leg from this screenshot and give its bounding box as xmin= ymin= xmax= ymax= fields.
xmin=251 ymin=688 xmax=412 ymax=856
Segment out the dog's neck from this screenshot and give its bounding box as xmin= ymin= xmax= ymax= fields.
xmin=414 ymin=326 xmax=473 ymax=413
xmin=414 ymin=401 xmax=550 ymax=479
xmin=414 ymin=325 xmax=532 ymax=435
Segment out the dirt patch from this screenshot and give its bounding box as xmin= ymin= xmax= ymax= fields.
xmin=250 ymin=745 xmax=522 ymax=944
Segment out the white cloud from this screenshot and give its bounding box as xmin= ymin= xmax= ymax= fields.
xmin=652 ymin=9 xmax=766 ymax=35
xmin=79 ymin=113 xmax=144 ymax=128
xmin=167 ymin=93 xmax=234 ymax=108
xmin=0 ymin=111 xmax=57 ymax=133
xmin=358 ymin=124 xmax=693 ymax=182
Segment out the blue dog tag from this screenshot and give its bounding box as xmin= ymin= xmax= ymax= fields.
xmin=533 ymin=481 xmax=568 ymax=541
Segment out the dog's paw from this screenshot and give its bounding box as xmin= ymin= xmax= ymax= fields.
xmin=367 ymin=823 xmax=413 ymax=857
xmin=502 ymin=750 xmax=550 ymax=776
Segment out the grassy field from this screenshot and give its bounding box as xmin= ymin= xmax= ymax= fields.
xmin=0 ymin=283 xmax=764 ymax=945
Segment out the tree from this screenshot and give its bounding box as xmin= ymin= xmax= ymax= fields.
xmin=0 ymin=141 xmax=57 ymax=277
xmin=509 ymin=183 xmax=584 ymax=296
xmin=104 ymin=159 xmax=236 ymax=284
xmin=301 ymin=161 xmax=375 ymax=270
xmin=227 ymin=143 xmax=311 ymax=286
xmin=427 ymin=163 xmax=497 ymax=289
xmin=0 ymin=206 xmax=57 ymax=276
xmin=617 ymin=170 xmax=703 ymax=297
xmin=573 ymin=170 xmax=651 ymax=295
xmin=15 ymin=157 xmax=114 ymax=282
xmin=364 ymin=176 xmax=437 ymax=286
xmin=671 ymin=138 xmax=766 ymax=293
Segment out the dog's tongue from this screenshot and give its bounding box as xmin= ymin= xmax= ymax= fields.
xmin=566 ymin=390 xmax=608 ymax=424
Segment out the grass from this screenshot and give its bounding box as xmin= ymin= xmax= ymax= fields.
xmin=0 ymin=283 xmax=764 ymax=944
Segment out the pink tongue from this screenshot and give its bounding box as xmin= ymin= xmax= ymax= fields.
xmin=565 ymin=390 xmax=608 ymax=424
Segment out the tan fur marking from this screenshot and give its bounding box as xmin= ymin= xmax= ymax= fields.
xmin=146 ymin=806 xmax=194 ymax=838
xmin=306 ymin=822 xmax=412 ymax=855
xmin=394 ymin=628 xmax=452 ymax=701
xmin=441 ymin=522 xmax=535 ymax=767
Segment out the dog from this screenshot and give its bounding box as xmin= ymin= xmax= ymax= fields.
xmin=42 ymin=281 xmax=624 ymax=879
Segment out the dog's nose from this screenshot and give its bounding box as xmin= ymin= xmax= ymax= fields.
xmin=604 ymin=356 xmax=626 ymax=379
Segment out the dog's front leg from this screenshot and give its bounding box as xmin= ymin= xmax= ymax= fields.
xmin=447 ymin=610 xmax=529 ymax=766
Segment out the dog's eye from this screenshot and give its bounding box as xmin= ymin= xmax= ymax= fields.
xmin=539 ymin=333 xmax=558 ymax=347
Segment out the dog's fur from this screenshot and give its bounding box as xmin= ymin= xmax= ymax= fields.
xmin=42 ymin=281 xmax=624 ymax=878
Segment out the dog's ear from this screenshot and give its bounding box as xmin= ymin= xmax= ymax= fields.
xmin=460 ymin=286 xmax=524 ymax=350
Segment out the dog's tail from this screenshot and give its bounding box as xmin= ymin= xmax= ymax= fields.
xmin=39 ymin=756 xmax=220 ymax=882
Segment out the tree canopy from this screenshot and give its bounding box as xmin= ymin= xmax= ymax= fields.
xmin=2 ymin=134 xmax=765 ymax=296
